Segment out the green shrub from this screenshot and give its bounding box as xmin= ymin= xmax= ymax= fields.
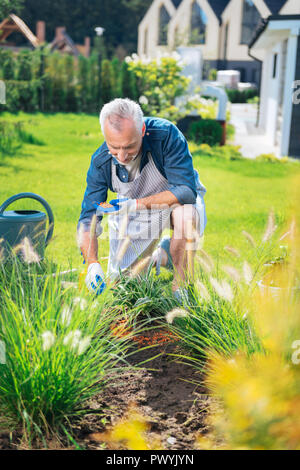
xmin=64 ymin=55 xmax=77 ymax=113
xmin=0 ymin=257 xmax=129 ymax=436
xmin=226 ymin=88 xmax=258 ymax=103
xmin=256 ymin=153 xmax=289 ymax=164
xmin=111 ymin=269 xmax=176 ymax=324
xmin=17 ymin=50 xmax=32 ymax=81
xmin=127 ymin=54 xmax=189 ymax=122
xmin=1 ymin=80 xmax=40 ymax=113
xmin=101 ymin=59 xmax=114 ymax=104
xmin=120 ymin=60 xmax=137 ymax=101
xmin=0 ymin=49 xmax=15 ymax=80
xmin=111 ymin=57 xmax=122 ymax=98
xmin=188 ymin=119 xmax=223 ymax=146
xmin=208 ymin=68 xmax=217 ymax=81
xmin=88 ymin=53 xmax=101 ymax=112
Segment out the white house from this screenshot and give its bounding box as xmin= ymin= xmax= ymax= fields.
xmin=249 ymin=13 xmax=300 ymax=158
xmin=138 ymin=0 xmax=297 ymax=84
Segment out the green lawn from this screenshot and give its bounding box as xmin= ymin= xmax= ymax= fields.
xmin=0 ymin=112 xmax=299 ymax=271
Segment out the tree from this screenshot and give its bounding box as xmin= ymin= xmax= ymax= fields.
xmin=0 ymin=0 xmax=24 ymax=19
xmin=120 ymin=61 xmax=137 ymax=101
xmin=20 ymin=0 xmax=152 ymax=56
xmin=17 ymin=49 xmax=32 ymax=80
xmin=0 ymin=49 xmax=15 ymax=79
xmin=100 ymin=59 xmax=113 ymax=104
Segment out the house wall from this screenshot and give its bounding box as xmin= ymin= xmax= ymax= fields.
xmin=168 ymin=0 xmax=220 ymax=60
xmin=138 ymin=0 xmax=176 ymax=57
xmin=259 ymin=43 xmax=282 ymax=143
xmin=220 ymin=0 xmax=269 ymax=62
xmin=280 ymin=0 xmax=300 ymax=15
xmin=288 ymin=35 xmax=300 ymax=157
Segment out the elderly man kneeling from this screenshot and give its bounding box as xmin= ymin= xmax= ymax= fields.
xmin=77 ymin=98 xmax=207 ymax=303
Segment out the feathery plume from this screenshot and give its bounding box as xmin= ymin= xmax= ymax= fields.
xmin=116 ymin=236 xmax=131 ymax=262
xmin=242 ymin=230 xmax=256 ymax=247
xmin=61 ymin=305 xmax=72 ymax=326
xmin=21 ymin=237 xmax=40 ymax=264
xmin=224 ymin=245 xmax=240 ymax=258
xmin=185 ymin=219 xmax=195 ymax=280
xmin=198 ymin=248 xmax=214 ymax=270
xmin=222 ymin=265 xmax=241 ymax=284
xmin=77 ymin=336 xmax=91 ymax=355
xmin=17 ymin=224 xmax=26 ymax=238
xmin=89 ymin=214 xmax=97 ymax=239
xmin=41 ymin=331 xmax=55 ymax=351
xmin=77 ymin=223 xmax=85 ymax=249
xmin=73 ymin=297 xmax=88 ymax=311
xmin=279 ymin=217 xmax=296 ymax=241
xmin=210 ymin=277 xmax=234 ymax=302
xmin=118 ymin=214 xmax=129 ymax=240
xmin=21 ymin=308 xmax=27 ymax=325
xmin=131 ymin=256 xmax=151 ymax=277
xmin=166 ymin=308 xmax=188 ymax=324
xmin=262 ymin=210 xmax=277 ymax=242
xmin=61 ymin=281 xmax=78 ymax=289
xmin=243 ymin=261 xmax=253 ymax=285
xmin=195 ymin=280 xmax=211 ymax=302
xmin=196 ymin=255 xmax=213 ymax=273
xmin=63 ymin=330 xmax=82 ymax=350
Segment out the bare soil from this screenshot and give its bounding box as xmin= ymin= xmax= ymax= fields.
xmin=0 ymin=332 xmax=210 ymax=450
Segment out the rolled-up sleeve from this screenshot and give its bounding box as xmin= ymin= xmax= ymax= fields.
xmin=162 ymin=123 xmax=197 ymax=205
xmin=77 ymin=159 xmax=108 ymax=234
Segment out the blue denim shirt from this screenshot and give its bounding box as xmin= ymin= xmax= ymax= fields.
xmin=78 ymin=117 xmax=206 ymax=231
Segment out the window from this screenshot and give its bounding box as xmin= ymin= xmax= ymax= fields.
xmin=144 ymin=28 xmax=148 ymax=55
xmin=240 ymin=0 xmax=261 ymax=45
xmin=223 ymin=23 xmax=229 ymax=60
xmin=190 ymin=0 xmax=207 ymax=45
xmin=237 ymin=67 xmax=245 ymax=82
xmin=158 ymin=5 xmax=170 ymax=46
xmin=272 ymin=53 xmax=278 ymax=79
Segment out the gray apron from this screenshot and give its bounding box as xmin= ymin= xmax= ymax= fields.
xmin=107 ymin=152 xmax=207 ymax=279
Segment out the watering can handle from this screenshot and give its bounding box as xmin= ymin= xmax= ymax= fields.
xmin=0 ymin=192 xmax=54 ymax=246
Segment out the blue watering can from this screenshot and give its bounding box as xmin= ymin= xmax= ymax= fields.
xmin=0 ymin=193 xmax=54 ymax=262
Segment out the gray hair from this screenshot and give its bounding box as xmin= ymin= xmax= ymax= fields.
xmin=99 ymin=98 xmax=144 ymax=135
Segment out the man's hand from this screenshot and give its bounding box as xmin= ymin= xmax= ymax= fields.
xmin=85 ymin=262 xmax=106 ymax=295
xmin=110 ymin=198 xmax=138 ymax=215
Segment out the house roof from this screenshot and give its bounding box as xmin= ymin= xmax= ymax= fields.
xmin=249 ymin=14 xmax=300 ymax=49
xmin=170 ymin=0 xmax=230 ymax=18
xmin=207 ymin=0 xmax=230 ymax=21
xmin=263 ymin=0 xmax=287 ymax=15
xmin=49 ymin=30 xmax=80 ymax=56
xmin=170 ymin=0 xmax=182 ymax=7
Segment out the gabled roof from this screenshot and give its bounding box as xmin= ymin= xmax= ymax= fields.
xmin=0 ymin=14 xmax=40 ymax=48
xmin=263 ymin=0 xmax=287 ymax=15
xmin=207 ymin=0 xmax=230 ymax=21
xmin=170 ymin=0 xmax=182 ymax=7
xmin=249 ymin=14 xmax=300 ymax=49
xmin=49 ymin=31 xmax=80 ymax=56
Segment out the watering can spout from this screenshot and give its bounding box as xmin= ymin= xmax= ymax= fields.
xmin=0 ymin=192 xmax=54 ymax=262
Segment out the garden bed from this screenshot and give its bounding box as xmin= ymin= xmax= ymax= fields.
xmin=0 ymin=333 xmax=208 ymax=450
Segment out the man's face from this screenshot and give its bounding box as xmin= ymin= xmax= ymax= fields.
xmin=104 ymin=117 xmax=146 ymax=165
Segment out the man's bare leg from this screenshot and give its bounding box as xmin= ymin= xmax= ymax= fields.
xmin=170 ymin=205 xmax=198 ymax=292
